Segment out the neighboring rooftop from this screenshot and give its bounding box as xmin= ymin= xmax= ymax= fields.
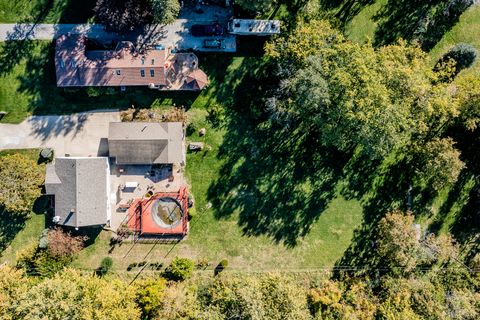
xmin=108 ymin=122 xmax=185 ymax=165
xmin=55 ymin=34 xmax=208 ymax=90
xmin=228 ymin=19 xmax=281 ymax=36
xmin=45 ymin=157 xmax=110 ymax=228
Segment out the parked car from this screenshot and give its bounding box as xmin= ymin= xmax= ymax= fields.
xmin=191 ymin=23 xmax=224 ymax=37
xmin=203 ymin=39 xmax=226 ymax=49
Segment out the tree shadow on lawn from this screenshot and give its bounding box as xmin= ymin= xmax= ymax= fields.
xmin=373 ymin=0 xmax=473 ymax=50
xmin=0 ymin=209 xmax=30 ymax=252
xmin=206 ymin=58 xmax=349 ymax=246
xmin=319 ymin=0 xmax=375 ymax=26
xmin=0 ymin=194 xmax=48 ymax=254
xmin=333 ymin=152 xmax=451 ymax=277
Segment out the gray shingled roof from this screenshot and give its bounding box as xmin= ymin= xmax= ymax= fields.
xmin=45 ymin=157 xmax=110 ymax=227
xmin=108 ymin=122 xmax=185 ymax=165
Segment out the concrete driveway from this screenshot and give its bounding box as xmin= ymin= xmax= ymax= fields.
xmin=0 ymin=110 xmax=120 ymax=157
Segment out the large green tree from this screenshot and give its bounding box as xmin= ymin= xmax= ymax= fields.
xmin=266 ymin=20 xmax=459 ymax=159
xmin=94 ymin=0 xmax=180 ymax=33
xmin=151 ymin=0 xmax=180 ymax=25
xmin=0 ymin=153 xmax=44 ymax=214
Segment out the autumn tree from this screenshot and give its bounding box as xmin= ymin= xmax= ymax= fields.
xmin=47 ymin=228 xmax=87 ymax=258
xmin=0 ymin=266 xmax=29 ymax=319
xmin=456 ymin=75 xmax=480 ymax=131
xmin=200 ymin=274 xmax=311 ymax=319
xmin=13 ymin=269 xmax=141 ymax=320
xmin=308 ymin=280 xmax=377 ymax=319
xmin=0 ymin=153 xmax=44 ymax=214
xmin=376 ymin=211 xmax=423 ymax=273
xmin=135 ymin=278 xmax=166 ymax=319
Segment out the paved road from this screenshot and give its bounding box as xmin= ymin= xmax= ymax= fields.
xmin=0 ymin=20 xmax=237 ymax=52
xmin=0 ymin=110 xmax=120 ymax=157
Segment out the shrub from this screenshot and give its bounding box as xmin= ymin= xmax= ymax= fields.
xmin=135 ymin=278 xmax=167 ymax=319
xmin=33 ymin=251 xmax=71 ymax=278
xmin=97 ymin=257 xmax=113 ymax=276
xmin=186 ymin=122 xmax=197 ymax=136
xmin=187 ymin=207 xmax=197 ymax=221
xmin=164 ymin=107 xmax=187 ymax=123
xmin=446 ymin=43 xmax=477 ymax=69
xmin=164 ymin=257 xmax=194 ymax=281
xmin=85 ymin=87 xmax=102 ymax=97
xmin=214 ymin=259 xmax=228 ymax=276
xmin=47 ymin=228 xmax=87 ymax=258
xmin=196 ymin=258 xmax=209 ymax=270
xmin=206 ymin=103 xmax=225 ymax=127
xmin=435 ymin=43 xmax=478 ymax=81
xmin=0 ymin=153 xmax=44 ymax=214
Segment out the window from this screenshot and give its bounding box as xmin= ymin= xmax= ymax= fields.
xmin=151 ymin=59 xmax=155 ymax=65
xmin=116 ymin=69 xmax=121 ymax=75
xmin=150 ymin=69 xmax=155 ymax=77
xmin=141 ymin=58 xmax=145 ymax=65
xmin=140 ymin=69 xmax=145 ymax=77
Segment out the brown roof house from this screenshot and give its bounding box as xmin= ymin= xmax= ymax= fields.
xmin=45 ymin=157 xmax=111 ymax=228
xmin=55 ymin=34 xmax=208 ymax=90
xmin=108 ymin=122 xmax=185 ymax=165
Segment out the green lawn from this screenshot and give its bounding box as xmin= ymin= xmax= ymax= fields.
xmin=0 ymin=213 xmax=45 ymax=263
xmin=0 ymin=0 xmax=95 ymax=23
xmin=345 ymin=0 xmax=385 ymax=44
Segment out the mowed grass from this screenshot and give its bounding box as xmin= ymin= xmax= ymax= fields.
xmin=345 ymin=0 xmax=386 ymax=44
xmin=0 ymin=213 xmax=45 ymax=263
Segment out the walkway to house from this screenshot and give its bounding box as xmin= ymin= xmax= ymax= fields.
xmin=0 ymin=110 xmax=120 ymax=156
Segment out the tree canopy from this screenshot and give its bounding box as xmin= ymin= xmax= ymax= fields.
xmin=94 ymin=0 xmax=180 ymax=33
xmin=266 ymin=22 xmax=459 ymax=159
xmin=0 ymin=153 xmax=44 ymax=214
